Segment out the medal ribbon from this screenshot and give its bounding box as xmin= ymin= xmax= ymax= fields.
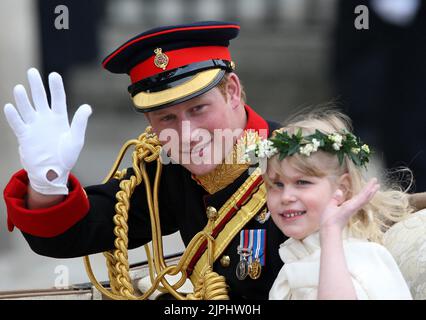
xmin=239 ymin=229 xmax=252 ymax=261
xmin=255 ymin=229 xmax=265 ymax=266
xmin=239 ymin=229 xmax=266 ymax=266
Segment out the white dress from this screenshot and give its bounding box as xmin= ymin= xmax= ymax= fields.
xmin=269 ymin=232 xmax=412 ymax=300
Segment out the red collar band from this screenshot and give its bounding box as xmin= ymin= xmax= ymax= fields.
xmin=244 ymin=105 xmax=269 ymax=138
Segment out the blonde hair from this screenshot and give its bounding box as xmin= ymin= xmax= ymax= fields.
xmin=265 ymin=106 xmax=414 ymax=243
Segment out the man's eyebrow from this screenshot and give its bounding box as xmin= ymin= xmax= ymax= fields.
xmin=150 ymin=110 xmax=172 ymax=117
xmin=190 ymin=96 xmax=208 ymax=104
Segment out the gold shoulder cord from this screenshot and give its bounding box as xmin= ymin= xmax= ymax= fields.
xmin=83 ymin=127 xmax=229 ymax=300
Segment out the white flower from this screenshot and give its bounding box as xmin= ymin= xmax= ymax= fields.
xmin=329 ymin=133 xmax=343 ymax=150
xmin=258 ymin=140 xmax=277 ymax=158
xmin=246 ymin=144 xmax=257 ymax=153
xmin=334 ymin=134 xmax=343 ymax=144
xmin=311 ymin=138 xmax=320 ymax=152
xmin=257 ymin=140 xmax=268 ymax=158
xmin=332 ymin=143 xmax=341 ymax=151
xmin=242 ymin=138 xmax=277 ymax=164
xmin=351 ymin=147 xmax=360 ymax=154
xmin=242 ymin=153 xmax=251 ymax=163
xmin=242 ymin=144 xmax=257 ymax=163
xmin=328 ymin=133 xmax=342 ymax=143
xmin=266 ymin=147 xmax=278 ymax=158
xmin=300 ymin=143 xmax=315 ymax=156
xmin=361 ymin=144 xmax=370 ymax=154
xmin=300 ymin=139 xmax=321 ymax=157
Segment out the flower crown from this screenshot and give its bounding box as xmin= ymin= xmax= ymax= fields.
xmin=243 ymin=129 xmax=371 ymax=167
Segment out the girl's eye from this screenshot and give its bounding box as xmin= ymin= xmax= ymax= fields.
xmin=296 ymin=180 xmax=311 ymax=185
xmin=273 ymin=181 xmax=284 ymax=188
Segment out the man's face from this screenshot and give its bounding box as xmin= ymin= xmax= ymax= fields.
xmin=145 ymin=85 xmax=245 ymax=176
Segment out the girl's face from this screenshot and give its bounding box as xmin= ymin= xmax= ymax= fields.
xmin=266 ymin=158 xmax=340 ymax=240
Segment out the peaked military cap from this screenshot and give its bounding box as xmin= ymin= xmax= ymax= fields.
xmin=102 ymin=21 xmax=240 ymax=112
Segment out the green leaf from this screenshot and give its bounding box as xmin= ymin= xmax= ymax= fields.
xmin=288 ymin=143 xmax=300 ymax=155
xmin=337 ymin=152 xmax=344 ymax=165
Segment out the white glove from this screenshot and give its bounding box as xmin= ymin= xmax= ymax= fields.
xmin=4 ymin=68 xmax=92 ymax=195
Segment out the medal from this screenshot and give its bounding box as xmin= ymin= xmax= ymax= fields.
xmin=249 ymin=229 xmax=264 ymax=279
xmin=237 ymin=229 xmax=266 ymax=280
xmin=236 ymin=257 xmax=249 ymax=280
xmin=248 ymin=258 xmax=262 ymax=279
xmin=236 ymin=245 xmax=252 ymax=280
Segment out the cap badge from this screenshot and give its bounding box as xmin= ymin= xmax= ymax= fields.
xmin=153 ymin=48 xmax=169 ymax=70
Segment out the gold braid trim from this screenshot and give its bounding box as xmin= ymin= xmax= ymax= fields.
xmin=193 ymin=163 xmax=249 ymax=195
xmin=84 ymin=128 xmax=164 ymax=300
xmin=105 ymin=168 xmax=129 ymax=295
xmin=187 ymin=208 xmax=229 ymax=300
xmin=187 ymin=266 xmax=229 ymax=300
xmin=103 ymin=250 xmax=120 ymax=294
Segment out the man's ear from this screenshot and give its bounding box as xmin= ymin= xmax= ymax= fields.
xmin=144 ymin=113 xmax=160 ymax=137
xmin=144 ymin=113 xmax=155 ymax=129
xmin=226 ymin=73 xmax=242 ymax=109
xmin=144 ymin=113 xmax=151 ymax=123
xmin=337 ymin=173 xmax=351 ymax=203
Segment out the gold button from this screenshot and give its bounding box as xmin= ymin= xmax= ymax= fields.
xmin=206 ymin=206 xmax=218 ymax=220
xmin=220 ymin=255 xmax=231 ymax=268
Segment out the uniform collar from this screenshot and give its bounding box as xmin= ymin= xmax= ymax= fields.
xmin=244 ymin=104 xmax=269 ymax=137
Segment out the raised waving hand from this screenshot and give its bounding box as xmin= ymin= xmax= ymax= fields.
xmin=4 ymin=68 xmax=92 ymax=195
xmin=320 ymin=178 xmax=380 ymax=232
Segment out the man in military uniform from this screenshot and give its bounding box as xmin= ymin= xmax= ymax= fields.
xmin=3 ymin=21 xmax=286 ymax=299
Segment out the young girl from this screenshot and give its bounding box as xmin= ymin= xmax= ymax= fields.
xmin=252 ymin=108 xmax=413 ymax=300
